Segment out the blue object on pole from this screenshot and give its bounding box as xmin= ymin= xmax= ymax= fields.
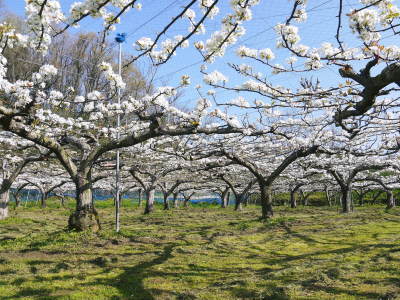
xmin=115 ymin=33 xmax=127 ymax=43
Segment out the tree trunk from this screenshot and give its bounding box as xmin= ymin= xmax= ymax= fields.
xmin=244 ymin=193 xmax=249 ymax=206
xmin=40 ymin=189 xmax=47 ymax=208
xmin=341 ymin=186 xmax=352 ymax=213
xmin=183 ymin=198 xmax=190 ymax=207
xmin=138 ymin=189 xmax=142 ymax=207
xmin=59 ymin=195 xmax=66 ymax=208
xmin=301 ymin=190 xmax=309 ymax=206
xmin=221 ymin=189 xmax=229 ymax=208
xmin=234 ymin=194 xmax=242 ymax=211
xmin=173 ymin=192 xmax=179 ymax=208
xmin=290 ymin=189 xmax=297 ymax=208
xmin=68 ymin=177 xmax=100 ymax=231
xmin=15 ymin=193 xmax=21 ymax=208
xmin=358 ymin=190 xmax=365 ymax=206
xmin=260 ymin=184 xmax=273 ymax=219
xmin=0 ymin=190 xmax=10 ymax=220
xmin=325 ymin=187 xmax=332 ymax=206
xmin=41 ymin=194 xmax=46 ymax=208
xmin=372 ymin=190 xmax=384 ymax=204
xmin=144 ymin=189 xmax=155 ymax=214
xmin=386 ymin=190 xmax=395 ymax=209
xmin=163 ymin=194 xmax=170 ymax=210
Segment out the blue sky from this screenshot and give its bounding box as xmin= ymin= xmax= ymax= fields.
xmin=3 ymin=0 xmax=374 ymax=115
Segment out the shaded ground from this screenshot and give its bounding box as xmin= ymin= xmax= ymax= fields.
xmin=0 ymin=202 xmax=399 ymax=299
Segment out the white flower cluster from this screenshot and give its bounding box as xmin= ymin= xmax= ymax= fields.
xmin=305 ymin=52 xmax=323 ymax=70
xmin=241 ymin=79 xmax=290 ymax=98
xmin=230 ymin=96 xmax=250 ymax=107
xmin=69 ymin=1 xmax=142 ymax=31
xmin=292 ymin=44 xmax=309 ymax=56
xmin=49 ymin=91 xmax=64 ymax=106
xmin=87 ymin=91 xmax=104 ymax=101
xmin=161 ymin=35 xmax=189 ymax=53
xmin=0 ymin=23 xmax=29 ymax=52
xmin=199 ymin=0 xmax=220 ymax=19
xmin=39 ymin=64 xmax=58 ymax=77
xmin=319 ymin=42 xmax=339 ymax=58
xmin=100 ymin=62 xmax=126 ymax=90
xmin=259 ymin=48 xmax=275 ymax=60
xmin=349 ymin=9 xmax=380 ymax=43
xmin=203 ymin=70 xmax=228 ymax=85
xmin=294 ymin=8 xmax=307 ymax=23
xmin=200 ymin=0 xmax=259 ymax=62
xmin=74 ymin=95 xmax=85 ymax=103
xmin=135 ymin=37 xmax=153 ymax=50
xmin=275 ymin=24 xmax=301 ymax=47
xmin=0 ymin=78 xmax=33 ymax=108
xmin=32 ymin=65 xmax=58 ymax=86
xmin=210 ymin=108 xmax=242 ymax=128
xmin=0 ymin=54 xmax=7 ymax=80
xmin=381 ymin=45 xmax=400 ymax=60
xmin=25 ymin=0 xmax=65 ymax=52
xmin=180 ymin=75 xmax=191 ymax=86
xmin=135 ymin=35 xmax=190 ymax=63
xmin=184 ymin=8 xmax=196 ymax=20
xmin=236 ymin=46 xmax=258 ymax=58
xmin=194 ymin=97 xmax=212 ymax=118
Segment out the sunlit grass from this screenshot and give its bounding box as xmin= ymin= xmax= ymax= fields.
xmin=0 ymin=201 xmax=399 ymax=299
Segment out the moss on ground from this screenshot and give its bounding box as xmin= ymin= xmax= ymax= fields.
xmin=0 ymin=202 xmax=399 ymax=299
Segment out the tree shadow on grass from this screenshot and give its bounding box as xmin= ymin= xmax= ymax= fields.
xmin=282 ymin=223 xmax=322 ymax=244
xmin=2 ymin=287 xmax=53 ymax=299
xmin=18 ymin=230 xmax=66 ymax=252
xmin=301 ymin=282 xmax=386 ymax=299
xmin=85 ymin=243 xmax=177 ymax=300
xmin=263 ymin=242 xmax=400 ymax=267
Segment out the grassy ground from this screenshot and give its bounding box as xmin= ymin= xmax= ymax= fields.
xmin=0 ymin=201 xmax=399 ymax=300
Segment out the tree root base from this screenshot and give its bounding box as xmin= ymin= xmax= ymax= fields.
xmin=68 ymin=209 xmax=101 ymax=232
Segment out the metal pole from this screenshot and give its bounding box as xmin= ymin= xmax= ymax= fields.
xmin=115 ymin=42 xmax=122 ymax=233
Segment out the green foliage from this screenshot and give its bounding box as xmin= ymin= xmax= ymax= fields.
xmin=0 ymin=205 xmax=399 ymax=299
xmin=262 ymin=216 xmax=296 ymax=228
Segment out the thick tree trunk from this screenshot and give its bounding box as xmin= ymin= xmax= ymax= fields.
xmin=290 ymin=189 xmax=297 ymax=208
xmin=40 ymin=190 xmax=47 ymax=208
xmin=68 ymin=178 xmax=100 ymax=232
xmin=234 ymin=195 xmax=242 ymax=211
xmin=0 ymin=190 xmax=10 ymax=220
xmin=144 ymin=189 xmax=155 ymax=214
xmin=386 ymin=190 xmax=395 ymax=209
xmin=260 ymin=184 xmax=273 ymax=219
xmin=341 ymin=186 xmax=353 ymax=213
xmin=163 ymin=194 xmax=170 ymax=210
xmin=244 ymin=193 xmax=249 ymax=206
xmin=221 ymin=189 xmax=229 ymax=208
xmin=183 ymin=198 xmax=190 ymax=207
xmin=173 ymin=192 xmax=179 ymax=208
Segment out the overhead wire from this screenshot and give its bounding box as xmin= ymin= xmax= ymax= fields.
xmin=153 ymin=0 xmax=339 ymax=82
xmin=18 ymin=0 xmax=344 ymax=83
xmin=7 ymin=0 xmax=397 ymax=95
xmin=25 ymin=0 xmax=184 ymax=72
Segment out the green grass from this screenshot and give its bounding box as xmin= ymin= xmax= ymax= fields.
xmin=0 ymin=201 xmax=400 ymax=299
